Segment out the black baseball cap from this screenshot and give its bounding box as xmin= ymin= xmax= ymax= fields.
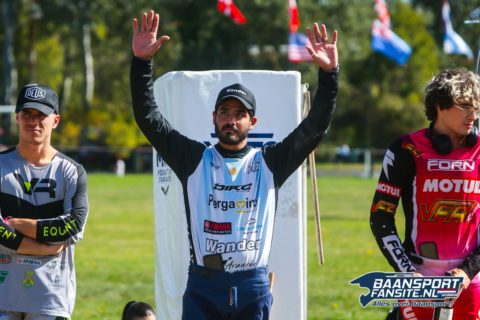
xmin=215 ymin=83 xmax=256 ymax=115
xmin=16 ymin=84 xmax=59 ymax=115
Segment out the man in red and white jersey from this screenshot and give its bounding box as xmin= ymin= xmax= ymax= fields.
xmin=371 ymin=68 xmax=480 ymax=320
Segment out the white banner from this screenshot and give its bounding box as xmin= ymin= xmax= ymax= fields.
xmin=152 ymin=70 xmax=307 ymax=320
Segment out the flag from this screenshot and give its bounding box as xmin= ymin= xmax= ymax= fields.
xmin=217 ymin=0 xmax=247 ymax=25
xmin=288 ymin=32 xmax=313 ymax=63
xmin=374 ymin=0 xmax=391 ymax=27
xmin=469 ymin=6 xmax=480 ymax=20
xmin=287 ymin=0 xmax=311 ymax=63
xmin=442 ymin=0 xmax=473 ymax=59
xmin=289 ymin=0 xmax=300 ymax=33
xmin=371 ymin=19 xmax=412 ymax=65
xmin=371 ymin=0 xmax=412 ymax=65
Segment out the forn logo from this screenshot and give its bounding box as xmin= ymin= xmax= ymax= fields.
xmin=14 ymin=174 xmax=56 ymax=198
xmin=427 ymin=159 xmax=475 ymax=172
xmin=420 ymin=199 xmax=476 ymax=223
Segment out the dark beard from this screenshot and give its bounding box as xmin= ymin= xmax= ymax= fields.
xmin=214 ymin=123 xmax=248 ymax=145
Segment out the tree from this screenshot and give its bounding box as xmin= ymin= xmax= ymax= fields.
xmin=0 ymin=0 xmax=455 ymax=158
xmin=412 ymin=0 xmax=478 ymax=70
xmin=326 ymin=1 xmax=439 ymax=148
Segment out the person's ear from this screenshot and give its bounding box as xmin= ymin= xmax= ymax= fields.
xmin=249 ymin=116 xmax=257 ymax=129
xmin=52 ymin=114 xmax=61 ymax=129
xmin=212 ymin=111 xmax=217 ymax=126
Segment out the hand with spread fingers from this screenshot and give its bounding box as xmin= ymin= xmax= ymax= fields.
xmin=132 ymin=10 xmax=170 ymax=60
xmin=305 ymin=23 xmax=338 ymax=71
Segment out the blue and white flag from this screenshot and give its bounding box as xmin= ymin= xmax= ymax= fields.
xmin=371 ymin=19 xmax=412 ymax=65
xmin=442 ymin=0 xmax=473 ymax=59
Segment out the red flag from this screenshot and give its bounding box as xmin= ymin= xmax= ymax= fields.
xmin=374 ymin=0 xmax=391 ymax=27
xmin=289 ymin=0 xmax=300 ymax=33
xmin=217 ymin=0 xmax=247 ymax=25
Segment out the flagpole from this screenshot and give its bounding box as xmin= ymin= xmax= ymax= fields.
xmin=464 ymin=13 xmax=480 ymax=134
xmin=465 ymin=19 xmax=480 ymax=73
xmin=302 ymin=88 xmax=324 ymax=265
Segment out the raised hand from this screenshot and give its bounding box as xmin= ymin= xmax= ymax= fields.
xmin=132 ymin=10 xmax=170 ymax=60
xmin=305 ymin=23 xmax=338 ymax=71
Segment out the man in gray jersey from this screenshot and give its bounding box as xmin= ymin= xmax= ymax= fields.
xmin=0 ymin=84 xmax=89 ymax=320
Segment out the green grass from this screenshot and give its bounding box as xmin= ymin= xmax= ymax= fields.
xmin=72 ymin=172 xmax=404 ymax=319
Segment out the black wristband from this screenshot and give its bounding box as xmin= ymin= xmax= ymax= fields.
xmin=0 ymin=221 xmax=24 ymax=251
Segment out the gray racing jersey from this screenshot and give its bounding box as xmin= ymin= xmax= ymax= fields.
xmin=0 ymin=148 xmax=88 ymax=317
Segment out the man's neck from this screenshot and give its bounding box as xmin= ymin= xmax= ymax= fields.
xmin=218 ymin=140 xmax=248 ymax=151
xmin=215 ymin=143 xmax=251 ymax=158
xmin=16 ymin=142 xmax=57 ymax=166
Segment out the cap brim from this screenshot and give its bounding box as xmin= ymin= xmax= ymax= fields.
xmin=16 ymin=102 xmax=56 ymax=115
xmin=216 ymin=95 xmax=255 ymax=113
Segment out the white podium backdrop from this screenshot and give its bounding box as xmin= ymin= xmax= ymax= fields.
xmin=152 ymin=70 xmax=307 ymax=320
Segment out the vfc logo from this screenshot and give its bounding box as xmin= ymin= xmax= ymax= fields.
xmin=421 ymin=199 xmax=476 ymax=223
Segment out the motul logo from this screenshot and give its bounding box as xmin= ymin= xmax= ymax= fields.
xmin=423 ymin=179 xmax=480 ymax=193
xmin=25 ymin=87 xmax=46 ymax=100
xmin=427 ymin=159 xmax=475 ymax=172
xmin=376 ymin=182 xmax=401 ymax=197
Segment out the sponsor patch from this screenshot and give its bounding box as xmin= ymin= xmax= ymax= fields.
xmin=208 ymin=194 xmax=258 ymax=213
xmin=376 ymin=182 xmax=401 ymax=198
xmin=427 ymin=159 xmax=475 ymax=172
xmin=204 ymin=220 xmax=232 ymax=235
xmin=371 ymin=200 xmax=397 ymax=214
xmin=423 ymin=178 xmax=480 ymax=194
xmin=213 ymin=183 xmax=252 ymax=192
xmin=247 ymin=160 xmax=260 ymax=173
xmin=52 ymin=274 xmax=66 ymax=288
xmin=420 ymin=199 xmax=475 ymax=223
xmin=17 ymin=258 xmax=42 ymax=266
xmin=46 ymin=259 xmax=66 ymax=270
xmin=205 ymin=238 xmax=260 ymax=254
xmin=0 ymin=254 xmax=12 ymax=264
xmin=0 ymin=270 xmax=8 ymax=284
xmin=402 ymin=142 xmax=421 ymax=157
xmin=22 ymin=271 xmax=35 ymax=288
xmin=382 ymin=235 xmax=415 ymax=272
